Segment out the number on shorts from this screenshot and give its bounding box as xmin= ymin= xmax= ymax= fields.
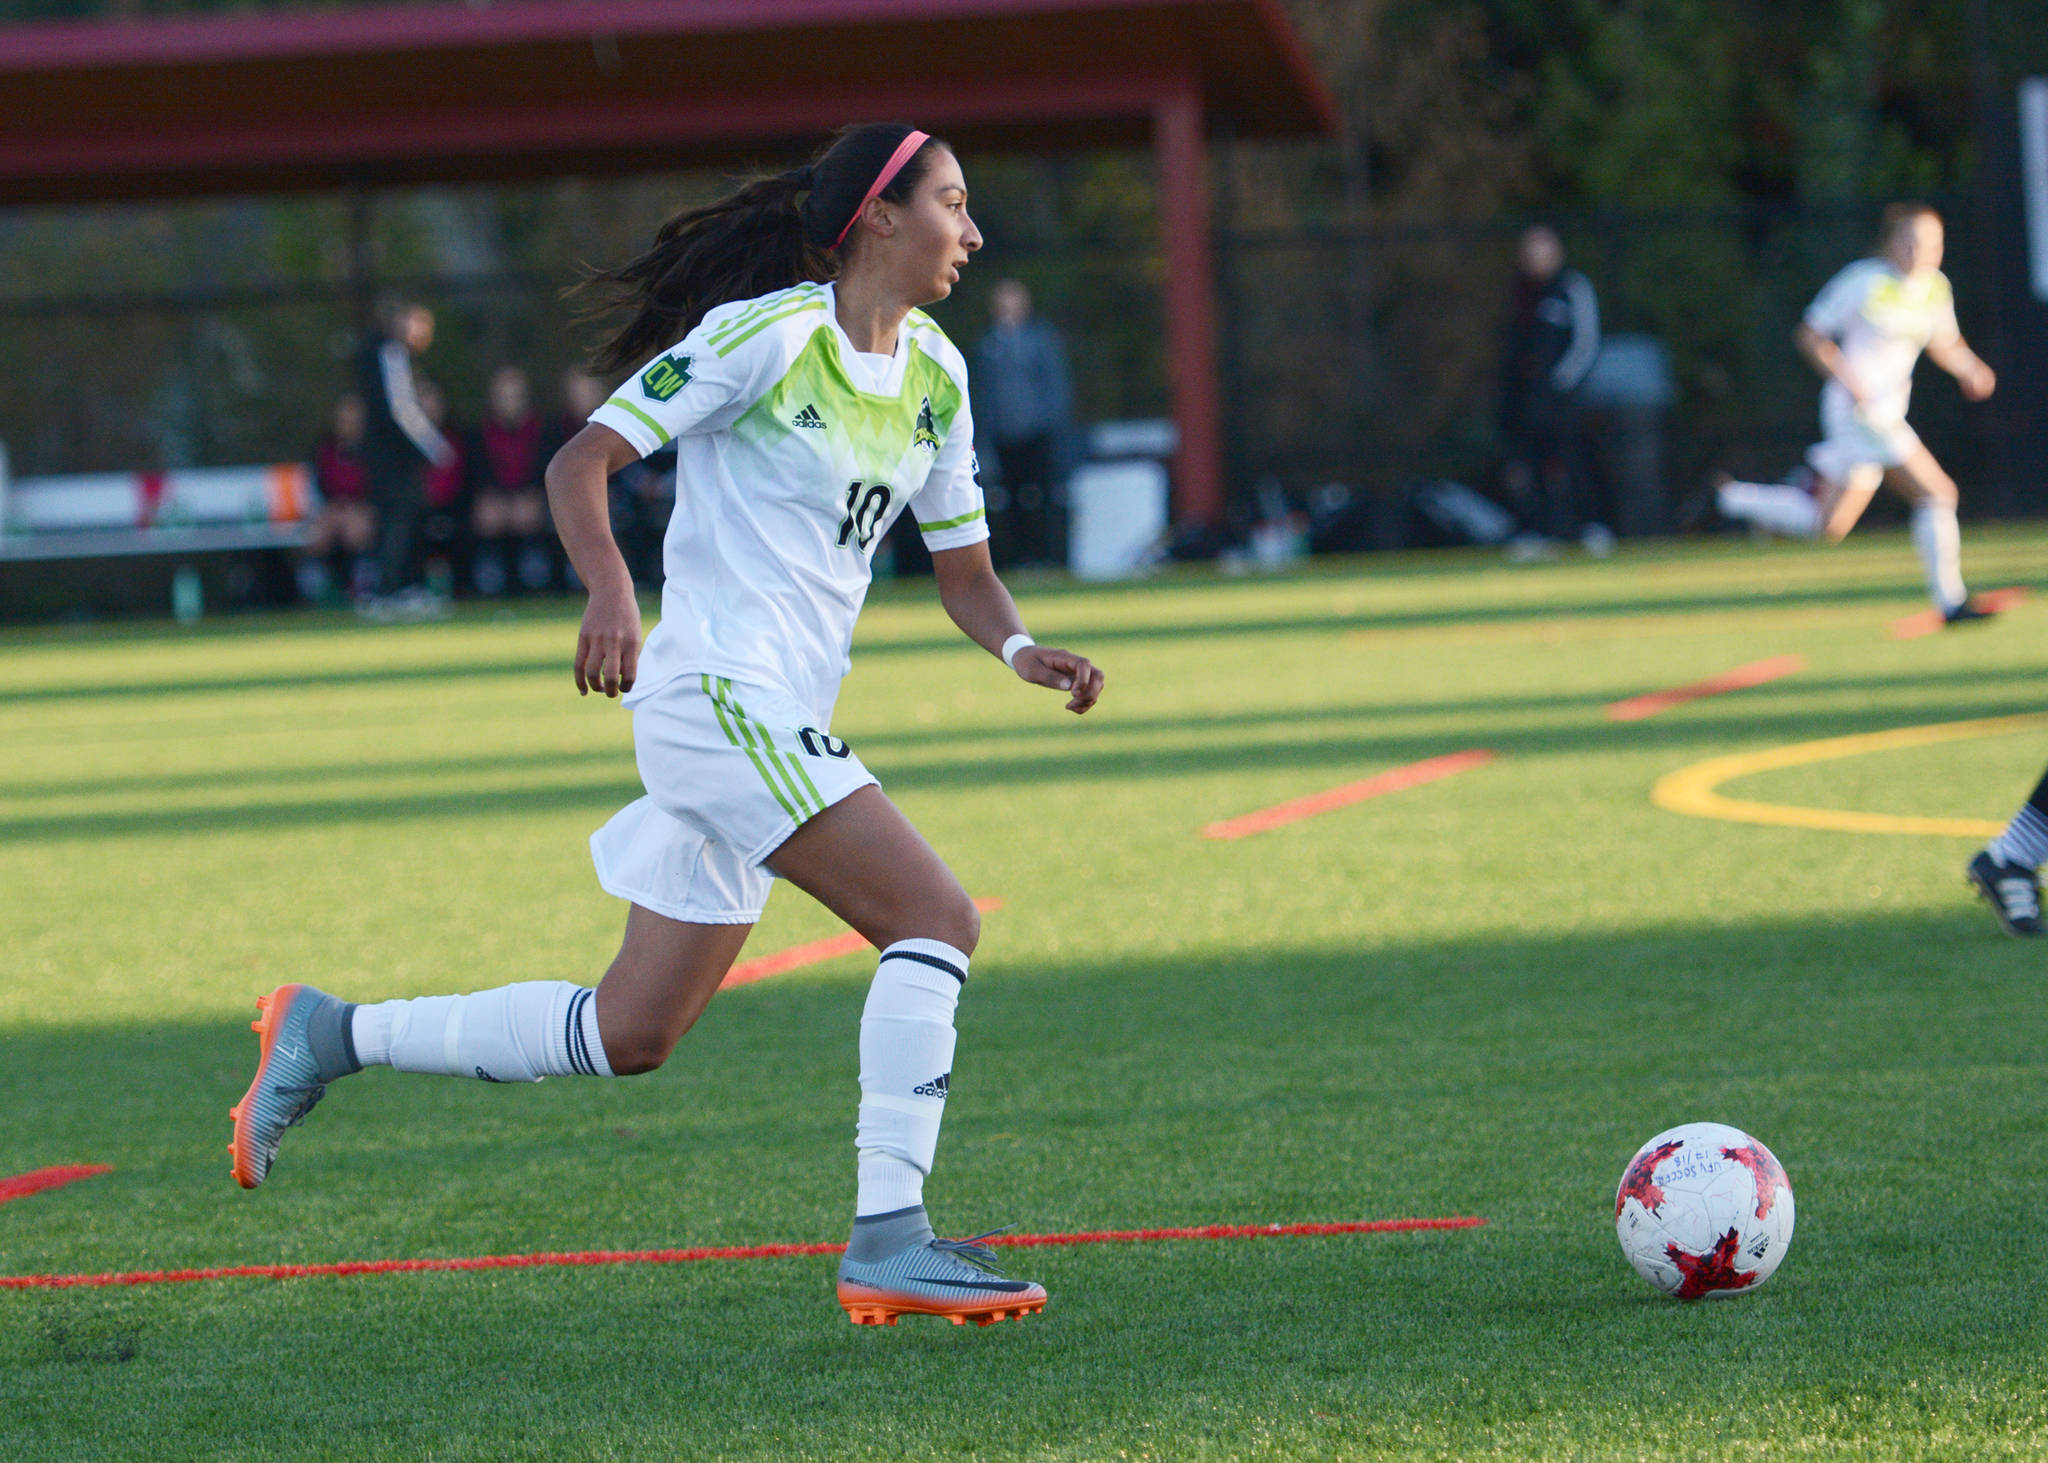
xmin=797 ymin=726 xmax=852 ymax=759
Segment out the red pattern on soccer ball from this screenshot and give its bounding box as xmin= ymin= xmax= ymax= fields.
xmin=1721 ymin=1142 xmax=1787 ymax=1220
xmin=1668 ymin=1228 xmax=1760 ymax=1300
xmin=1615 ymin=1139 xmax=1684 ymax=1218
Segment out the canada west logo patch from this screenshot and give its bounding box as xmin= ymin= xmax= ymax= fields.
xmin=640 ymin=352 xmax=692 ymax=402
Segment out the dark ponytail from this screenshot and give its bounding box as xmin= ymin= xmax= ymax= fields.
xmin=577 ymin=123 xmax=946 ymax=377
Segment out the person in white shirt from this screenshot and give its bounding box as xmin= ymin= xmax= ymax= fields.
xmin=1716 ymin=203 xmax=1999 ymax=623
xmin=228 ymin=124 xmax=1103 ymax=1328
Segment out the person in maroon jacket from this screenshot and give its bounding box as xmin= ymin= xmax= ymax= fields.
xmin=298 ymin=393 xmax=379 ymax=604
xmin=469 ymin=365 xmax=553 ymax=595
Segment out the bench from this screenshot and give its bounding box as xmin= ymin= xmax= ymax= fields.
xmin=0 ymin=463 xmax=317 ymax=618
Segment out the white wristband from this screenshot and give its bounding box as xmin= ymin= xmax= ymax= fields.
xmin=1000 ymin=633 xmax=1036 ymax=670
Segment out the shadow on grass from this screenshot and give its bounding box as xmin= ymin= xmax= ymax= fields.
xmin=11 ymin=654 xmax=2047 ymax=808
xmin=9 ymin=570 xmax=2017 ymax=708
xmin=7 ymin=678 xmax=2047 ymax=845
xmin=0 ymin=913 xmax=2043 ymax=1459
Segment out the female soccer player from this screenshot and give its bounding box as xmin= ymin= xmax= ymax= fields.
xmin=230 ymin=124 xmax=1104 ymax=1327
xmin=1715 ymin=203 xmax=1999 ymax=624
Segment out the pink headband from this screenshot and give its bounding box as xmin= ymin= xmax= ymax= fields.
xmin=832 ymin=130 xmax=930 ymax=250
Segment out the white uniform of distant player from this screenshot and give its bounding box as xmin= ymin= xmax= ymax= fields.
xmin=1716 ymin=206 xmax=1998 ymax=620
xmin=1801 ymin=257 xmax=1956 ymax=488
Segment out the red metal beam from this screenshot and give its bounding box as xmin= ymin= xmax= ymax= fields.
xmin=1156 ymin=80 xmax=1226 ymax=526
xmin=0 ymin=71 xmax=1187 ymax=196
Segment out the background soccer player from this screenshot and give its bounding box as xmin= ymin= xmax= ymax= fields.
xmin=1970 ymin=764 xmax=2048 ymax=937
xmin=228 ymin=124 xmax=1104 ymax=1328
xmin=1716 ymin=203 xmax=1998 ymax=624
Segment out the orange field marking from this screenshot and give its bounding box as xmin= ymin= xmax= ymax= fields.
xmin=1202 ymin=750 xmax=1498 ymax=840
xmin=1605 ymin=654 xmax=1806 ymax=722
xmin=0 ymin=1216 xmax=1488 ymax=1291
xmin=0 ymin=1165 xmax=112 ymax=1207
xmin=720 ymin=898 xmax=1004 ymax=989
xmin=1889 ymin=586 xmax=2029 ymax=640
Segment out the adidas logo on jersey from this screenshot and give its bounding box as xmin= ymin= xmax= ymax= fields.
xmin=912 ymin=1072 xmax=950 ymax=1099
xmin=793 ymin=404 xmax=827 ymax=429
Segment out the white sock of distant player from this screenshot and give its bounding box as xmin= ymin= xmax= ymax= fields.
xmin=350 ymin=981 xmax=612 ymax=1081
xmin=854 ymin=939 xmax=967 ymax=1216
xmin=1716 ymin=480 xmax=1821 ymax=537
xmin=1991 ymin=803 xmax=2048 ymax=871
xmin=1909 ymin=502 xmax=1966 ymax=612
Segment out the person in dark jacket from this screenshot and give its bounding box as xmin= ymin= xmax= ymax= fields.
xmin=355 ymin=299 xmax=454 ymax=600
xmin=974 ymin=279 xmax=1073 ymax=568
xmin=1499 ymin=226 xmax=1602 ymax=553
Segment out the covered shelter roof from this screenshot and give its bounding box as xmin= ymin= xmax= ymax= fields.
xmin=0 ymin=0 xmax=1335 ymax=203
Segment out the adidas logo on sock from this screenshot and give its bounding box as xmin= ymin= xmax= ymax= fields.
xmin=911 ymin=1072 xmax=950 ymax=1099
xmin=793 ymin=404 xmax=827 ymax=429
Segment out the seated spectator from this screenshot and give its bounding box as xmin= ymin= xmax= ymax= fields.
xmin=416 ymin=379 xmax=468 ymax=597
xmin=471 ymin=365 xmax=552 ymax=595
xmin=299 ymin=393 xmax=378 ymax=603
xmin=557 ymin=366 xmax=670 ymax=588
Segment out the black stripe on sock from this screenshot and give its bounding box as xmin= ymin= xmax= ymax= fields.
xmin=576 ymin=988 xmax=597 ymax=1076
xmin=567 ymin=989 xmax=593 ymax=1076
xmin=880 ymin=948 xmax=968 ymax=985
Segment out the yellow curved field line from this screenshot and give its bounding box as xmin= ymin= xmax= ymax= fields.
xmin=1652 ymin=713 xmax=2048 ymax=837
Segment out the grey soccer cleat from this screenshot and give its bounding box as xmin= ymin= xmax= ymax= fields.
xmin=229 ymin=984 xmax=361 ymax=1188
xmin=1968 ymin=850 xmax=2043 ymax=937
xmin=836 ymin=1205 xmax=1047 ymax=1326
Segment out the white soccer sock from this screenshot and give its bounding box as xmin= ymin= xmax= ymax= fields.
xmin=1717 ymin=481 xmax=1821 ymax=538
xmin=1910 ymin=503 xmax=1966 ymax=613
xmin=349 ymin=981 xmax=612 ymax=1082
xmin=1992 ymin=804 xmax=2048 ymax=870
xmin=854 ymin=939 xmax=967 ymax=1217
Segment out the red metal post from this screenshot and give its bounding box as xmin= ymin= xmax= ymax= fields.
xmin=1154 ymin=80 xmax=1224 ymax=526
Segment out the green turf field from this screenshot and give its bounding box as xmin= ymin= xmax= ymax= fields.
xmin=3 ymin=528 xmax=2046 ymax=1461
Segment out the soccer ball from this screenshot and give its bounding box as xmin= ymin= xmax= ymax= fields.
xmin=1614 ymin=1122 xmax=1795 ymax=1299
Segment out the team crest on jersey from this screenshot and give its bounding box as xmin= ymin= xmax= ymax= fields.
xmin=640 ymin=352 xmax=692 ymax=402
xmin=912 ymin=396 xmax=940 ymax=452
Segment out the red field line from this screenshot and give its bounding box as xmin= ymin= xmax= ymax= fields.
xmin=721 ymin=897 xmax=1005 ymax=989
xmin=1605 ymin=653 xmax=1806 ymax=722
xmin=1202 ymin=750 xmax=1498 ymax=840
xmin=0 ymin=1165 xmax=111 ymax=1206
xmin=1889 ymin=586 xmax=2030 ymax=640
xmin=0 ymin=1217 xmax=1486 ymax=1291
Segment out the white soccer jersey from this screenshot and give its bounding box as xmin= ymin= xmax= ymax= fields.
xmin=589 ymin=281 xmax=989 ymax=720
xmin=1802 ymin=258 xmax=1960 ymax=430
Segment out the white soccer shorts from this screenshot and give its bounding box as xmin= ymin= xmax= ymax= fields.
xmin=589 ymin=674 xmax=878 ymax=925
xmin=1806 ymin=388 xmax=1920 ymax=484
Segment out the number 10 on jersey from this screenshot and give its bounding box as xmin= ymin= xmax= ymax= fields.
xmin=838 ymin=481 xmax=893 ymax=550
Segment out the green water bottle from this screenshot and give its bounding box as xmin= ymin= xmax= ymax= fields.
xmin=172 ymin=565 xmax=202 ymax=624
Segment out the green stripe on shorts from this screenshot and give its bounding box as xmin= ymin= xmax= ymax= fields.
xmin=713 ymin=678 xmax=820 ymax=822
xmin=706 ymin=676 xmax=805 ymax=824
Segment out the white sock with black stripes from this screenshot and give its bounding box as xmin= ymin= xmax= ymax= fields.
xmin=854 ymin=939 xmax=968 ymax=1217
xmin=349 ymin=981 xmax=612 ymax=1082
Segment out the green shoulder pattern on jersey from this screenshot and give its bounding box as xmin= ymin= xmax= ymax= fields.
xmin=710 ymin=285 xmax=830 ymax=358
xmin=731 ymin=325 xmax=964 ymax=483
xmin=706 ymin=283 xmax=826 ymax=346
